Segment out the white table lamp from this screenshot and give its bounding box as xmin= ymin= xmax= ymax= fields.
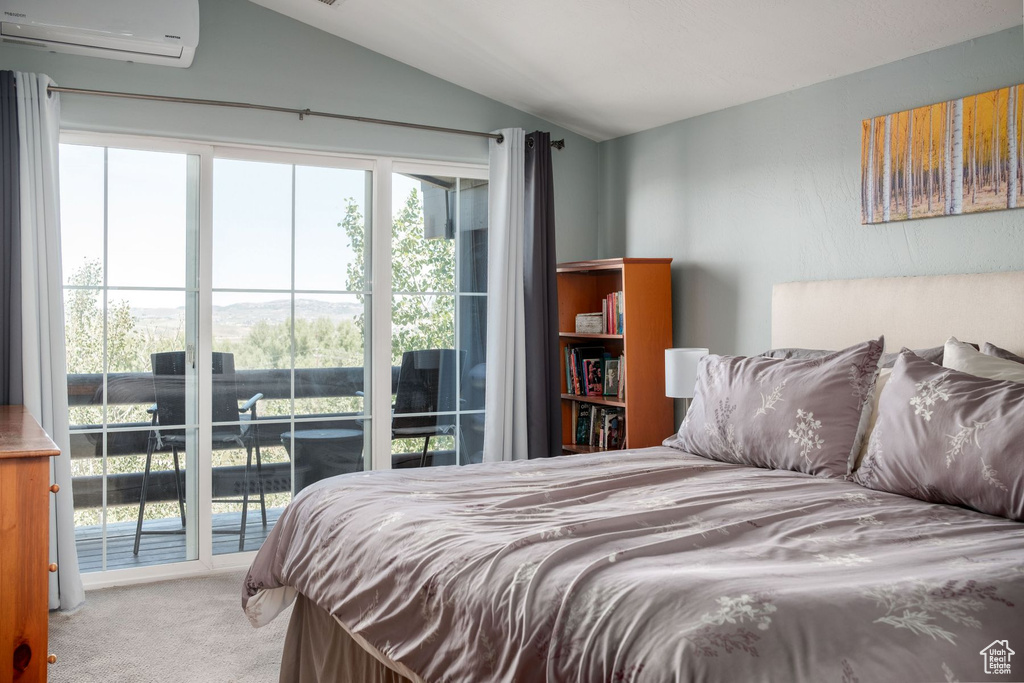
xmin=665 ymin=348 xmax=709 ymax=399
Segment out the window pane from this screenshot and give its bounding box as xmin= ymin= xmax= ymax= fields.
xmin=293 ymin=294 xmax=368 ymax=418
xmin=106 ymin=149 xmax=188 ymax=288
xmin=213 ymin=159 xmax=292 ymax=290
xmin=458 ymin=295 xmax=487 ymax=410
xmin=105 ymin=289 xmax=191 ymax=427
xmin=59 ymin=144 xmax=105 ymax=286
xmin=65 ymin=287 xmax=104 ymax=427
xmin=76 ymin=427 xmax=197 ymax=572
xmin=390 ymin=294 xmax=456 ymax=468
xmin=458 ymin=178 xmax=488 ymax=293
xmin=280 ymin=419 xmax=367 ymax=495
xmin=392 ymin=294 xmax=455 ymax=367
xmin=392 ymin=173 xmax=455 ymax=294
xmin=213 ymin=291 xmax=293 ymax=418
xmin=294 ymin=165 xmax=370 ymax=292
xmin=211 ymin=419 xmax=291 ymax=555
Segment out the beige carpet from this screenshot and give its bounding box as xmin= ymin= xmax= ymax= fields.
xmin=49 ymin=570 xmax=291 ymax=683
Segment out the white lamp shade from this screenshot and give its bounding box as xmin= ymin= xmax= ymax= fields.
xmin=665 ymin=348 xmax=709 ymax=398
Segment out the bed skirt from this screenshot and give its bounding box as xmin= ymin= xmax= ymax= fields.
xmin=280 ymin=594 xmax=415 ymax=683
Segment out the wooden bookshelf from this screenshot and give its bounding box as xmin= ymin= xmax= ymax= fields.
xmin=558 ymin=257 xmax=674 ymax=454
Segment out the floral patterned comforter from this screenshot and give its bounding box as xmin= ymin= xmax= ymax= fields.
xmin=243 ymin=447 xmax=1024 ymax=683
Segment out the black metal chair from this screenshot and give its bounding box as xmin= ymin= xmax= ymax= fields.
xmin=392 ymin=349 xmax=466 ymax=467
xmin=133 ymin=351 xmax=266 ymax=555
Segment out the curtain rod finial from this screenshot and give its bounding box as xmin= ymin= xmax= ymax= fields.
xmin=551 ymin=139 xmax=565 ymax=150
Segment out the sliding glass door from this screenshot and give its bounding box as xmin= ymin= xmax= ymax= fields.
xmin=59 ymin=134 xmax=486 ymax=577
xmin=60 ymin=140 xmax=202 ymax=572
xmin=210 ymin=153 xmax=372 ymax=554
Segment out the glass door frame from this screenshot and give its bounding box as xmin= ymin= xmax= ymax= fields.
xmin=63 ymin=131 xmax=487 ymax=588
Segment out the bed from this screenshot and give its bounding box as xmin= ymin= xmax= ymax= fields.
xmin=243 ymin=272 xmax=1024 ymax=683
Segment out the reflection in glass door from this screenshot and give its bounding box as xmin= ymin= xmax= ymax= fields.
xmin=211 ymin=154 xmax=372 ymax=554
xmin=60 ymin=142 xmax=201 ymax=572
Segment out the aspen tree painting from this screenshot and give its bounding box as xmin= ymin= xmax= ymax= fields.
xmin=861 ymin=83 xmax=1024 ymax=223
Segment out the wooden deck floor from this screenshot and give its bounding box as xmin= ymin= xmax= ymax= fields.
xmin=75 ymin=507 xmax=285 ymax=573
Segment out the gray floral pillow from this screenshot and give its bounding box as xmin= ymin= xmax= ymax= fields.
xmin=855 ymin=351 xmax=1024 ymax=522
xmin=667 ymin=337 xmax=883 ymax=478
xmin=982 ymin=342 xmax=1024 ymax=366
xmin=761 ymin=345 xmax=942 ymax=369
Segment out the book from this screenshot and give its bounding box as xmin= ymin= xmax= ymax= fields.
xmin=617 ymin=291 xmax=624 ymax=334
xmin=602 ymin=358 xmax=620 ymax=396
xmin=564 ymin=346 xmax=573 ymax=393
xmin=572 ymin=404 xmax=626 ymax=448
xmin=618 ymin=354 xmax=625 ymax=400
xmin=604 ymin=410 xmax=624 ymax=449
xmin=583 ymin=358 xmax=603 ymax=396
xmin=575 ymin=403 xmax=591 ymax=445
xmin=567 ymin=346 xmax=606 ymax=396
xmin=601 ymin=290 xmax=625 ymax=334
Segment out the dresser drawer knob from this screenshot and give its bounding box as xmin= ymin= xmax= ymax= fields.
xmin=48 ymin=563 xmax=58 ymax=573
xmin=47 ymin=654 xmax=57 ymax=664
xmin=50 ymin=484 xmax=60 ymax=493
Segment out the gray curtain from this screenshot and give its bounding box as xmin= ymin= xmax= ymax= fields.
xmin=1 ymin=71 xmax=22 ymax=405
xmin=523 ymin=131 xmax=560 ymax=458
xmin=483 ymin=129 xmax=527 ymax=463
xmin=15 ymin=72 xmax=84 ymax=610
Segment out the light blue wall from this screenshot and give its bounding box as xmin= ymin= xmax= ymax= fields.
xmin=599 ymin=26 xmax=1024 ymax=356
xmin=0 ymin=0 xmax=600 ymax=260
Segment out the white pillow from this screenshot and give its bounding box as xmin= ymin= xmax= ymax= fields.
xmin=853 ymin=367 xmax=891 ymax=471
xmin=943 ymin=337 xmax=1024 ymax=383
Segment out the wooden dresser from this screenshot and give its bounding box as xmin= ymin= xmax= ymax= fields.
xmin=0 ymin=406 xmax=60 ymax=683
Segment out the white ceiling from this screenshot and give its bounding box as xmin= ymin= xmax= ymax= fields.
xmin=248 ymin=0 xmax=1022 ymax=142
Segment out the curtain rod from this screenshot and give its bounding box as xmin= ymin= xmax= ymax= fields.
xmin=46 ymin=85 xmax=566 ymax=149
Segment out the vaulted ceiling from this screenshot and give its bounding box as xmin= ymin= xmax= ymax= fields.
xmin=249 ymin=0 xmax=1023 ymax=141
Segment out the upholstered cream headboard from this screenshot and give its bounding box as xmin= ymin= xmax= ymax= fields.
xmin=772 ymin=271 xmax=1024 ymax=356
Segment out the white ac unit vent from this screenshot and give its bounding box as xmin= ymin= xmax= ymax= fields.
xmin=0 ymin=0 xmax=199 ymax=68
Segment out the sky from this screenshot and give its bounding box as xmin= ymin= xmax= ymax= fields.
xmin=59 ymin=144 xmax=423 ymax=309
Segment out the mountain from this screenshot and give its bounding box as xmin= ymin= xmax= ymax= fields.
xmin=131 ymin=298 xmax=364 ymax=341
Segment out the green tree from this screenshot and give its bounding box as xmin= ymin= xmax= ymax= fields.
xmin=339 ymin=187 xmax=455 ymax=365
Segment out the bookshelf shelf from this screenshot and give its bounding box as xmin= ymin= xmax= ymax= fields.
xmin=558 ymin=257 xmax=674 ymax=454
xmin=562 ymin=444 xmax=612 ymax=455
xmin=558 ymin=332 xmax=624 ymax=340
xmin=561 ymin=393 xmax=627 ymax=408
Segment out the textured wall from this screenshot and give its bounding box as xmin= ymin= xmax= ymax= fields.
xmin=0 ymin=0 xmax=600 ymax=261
xmin=599 ymin=26 xmax=1024 ymax=356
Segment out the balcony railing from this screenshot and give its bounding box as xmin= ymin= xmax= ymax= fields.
xmin=67 ymin=366 xmax=406 ymax=509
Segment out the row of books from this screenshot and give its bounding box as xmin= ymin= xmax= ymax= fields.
xmin=565 ymin=345 xmax=625 ymax=398
xmin=602 ymin=291 xmax=624 ymax=335
xmin=572 ymin=404 xmax=625 ymax=449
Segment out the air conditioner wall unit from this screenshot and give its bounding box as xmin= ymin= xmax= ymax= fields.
xmin=0 ymin=0 xmax=199 ymax=68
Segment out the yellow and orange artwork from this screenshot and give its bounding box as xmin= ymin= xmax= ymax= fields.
xmin=862 ymin=84 xmax=1024 ymax=224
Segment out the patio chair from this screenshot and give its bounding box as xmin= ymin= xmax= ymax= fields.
xmin=133 ymin=351 xmax=266 ymax=555
xmin=392 ymin=349 xmax=467 ymax=467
